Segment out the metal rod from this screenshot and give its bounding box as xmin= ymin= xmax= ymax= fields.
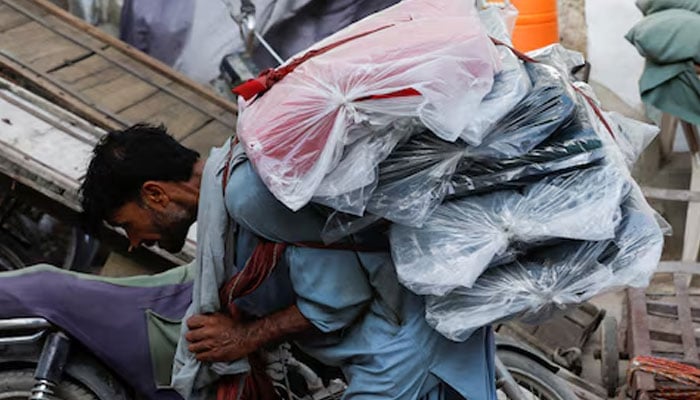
xmin=255 ymin=31 xmax=285 ymax=66
xmin=0 ymin=317 xmax=51 ymax=331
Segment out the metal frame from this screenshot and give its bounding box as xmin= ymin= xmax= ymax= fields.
xmin=0 ymin=317 xmax=51 ymax=345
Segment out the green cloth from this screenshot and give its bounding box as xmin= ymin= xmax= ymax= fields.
xmin=639 ymin=60 xmax=700 ymax=125
xmin=637 ymin=0 xmax=700 ymax=15
xmin=626 ymin=8 xmax=700 ymax=125
xmin=625 ymin=9 xmax=700 ymax=64
xmin=146 ymin=309 xmax=184 ymax=388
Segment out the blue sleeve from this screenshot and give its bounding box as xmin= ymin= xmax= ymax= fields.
xmin=286 ymin=247 xmax=373 ymax=333
xmin=224 ymin=162 xmax=327 ymax=243
xmin=225 ymin=161 xmax=373 ymax=331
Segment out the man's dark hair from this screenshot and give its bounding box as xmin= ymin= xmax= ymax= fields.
xmin=80 ymin=124 xmax=199 ymax=233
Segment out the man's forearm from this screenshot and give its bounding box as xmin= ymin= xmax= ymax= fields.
xmin=248 ymin=305 xmax=314 ymax=349
xmin=186 ymin=305 xmax=314 ymax=362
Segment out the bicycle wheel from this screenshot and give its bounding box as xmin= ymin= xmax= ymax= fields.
xmin=497 ymin=351 xmax=578 ymax=400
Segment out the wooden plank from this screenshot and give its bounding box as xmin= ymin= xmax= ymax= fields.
xmin=0 ymin=3 xmax=31 ymax=32
xmin=647 ymin=300 xmax=700 ymax=323
xmin=657 ymin=261 xmax=700 ymax=274
xmin=682 ymin=121 xmax=700 ymax=154
xmin=100 ymin=47 xmax=236 ymax=127
xmin=4 ymin=0 xmax=235 ymax=128
xmin=0 ymin=0 xmax=49 ymax=18
xmin=49 ymin=55 xmax=123 ymax=90
xmin=659 ymin=113 xmax=678 ymax=161
xmin=642 ymin=186 xmax=700 ymax=202
xmin=4 ymin=0 xmax=107 ymax=50
xmin=674 ymin=273 xmax=700 ymax=362
xmin=81 ymin=71 xmax=159 ymax=113
xmin=0 ymin=50 xmax=127 ymax=129
xmin=0 ymin=75 xmax=102 ymax=141
xmin=683 ymin=158 xmax=700 ymax=262
xmin=20 ymin=0 xmax=238 ymax=115
xmin=0 ymin=20 xmax=92 ymax=72
xmin=181 ymin=119 xmax=234 ymax=155
xmin=118 ymin=91 xmax=211 ymax=140
xmin=628 ymin=288 xmax=656 ymax=393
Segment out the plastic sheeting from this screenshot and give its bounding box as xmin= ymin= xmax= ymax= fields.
xmin=449 ymin=117 xmax=605 ymax=196
xmin=412 ymin=48 xmax=666 ymax=342
xmin=391 ymin=164 xmax=631 ymax=296
xmin=236 ymin=0 xmax=500 ymax=211
xmin=362 ymin=63 xmax=582 ymax=226
xmin=424 ymin=198 xmax=664 ymax=341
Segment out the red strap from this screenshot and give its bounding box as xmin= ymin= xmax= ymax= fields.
xmin=572 ymin=85 xmax=616 ymax=139
xmin=355 ymin=87 xmax=421 ymax=101
xmin=219 ymin=239 xmax=287 ymax=310
xmin=490 ymin=37 xmax=537 ymax=63
xmin=233 ymin=24 xmax=397 ymax=100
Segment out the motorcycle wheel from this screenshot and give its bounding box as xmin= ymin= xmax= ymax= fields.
xmin=0 ymin=370 xmax=97 ymax=400
xmin=497 ymin=351 xmax=578 ymax=400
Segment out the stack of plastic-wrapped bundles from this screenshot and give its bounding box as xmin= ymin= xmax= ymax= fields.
xmin=233 ymin=0 xmax=665 ymax=342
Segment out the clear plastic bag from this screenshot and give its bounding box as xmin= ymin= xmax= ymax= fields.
xmin=604 ymin=112 xmax=659 ymax=168
xmin=465 ymin=63 xmax=577 ymax=160
xmin=390 ymin=164 xmax=631 ymax=296
xmin=527 ymin=44 xmax=586 ymax=81
xmin=459 ymin=48 xmax=531 ymax=144
xmin=312 ymin=118 xmax=423 ymax=216
xmin=237 ymin=0 xmax=500 ymax=211
xmin=365 ymin=133 xmax=467 ymax=226
xmin=356 ymin=63 xmax=580 ymax=226
xmin=449 ymin=116 xmax=606 ymax=196
xmin=424 ymin=198 xmax=664 ymax=342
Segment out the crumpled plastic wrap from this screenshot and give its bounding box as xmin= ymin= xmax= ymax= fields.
xmin=464 ymin=63 xmax=576 ymax=160
xmin=390 ymin=164 xmax=631 ymax=296
xmin=359 ymin=63 xmax=579 ymax=226
xmin=312 ymin=119 xmax=421 ymax=215
xmin=528 ymin=44 xmax=586 ymax=81
xmin=449 ymin=116 xmax=605 ymax=196
xmin=237 ymin=0 xmax=500 ymax=211
xmin=604 ymin=111 xmax=659 ymax=168
xmin=459 ymin=48 xmax=531 ymax=143
xmin=424 ymin=197 xmax=664 ymax=342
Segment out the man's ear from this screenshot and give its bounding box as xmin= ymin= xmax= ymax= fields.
xmin=140 ymin=181 xmax=170 ymax=210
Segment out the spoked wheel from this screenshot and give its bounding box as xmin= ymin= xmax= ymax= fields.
xmin=0 ymin=233 xmax=28 ymax=271
xmin=0 ymin=370 xmax=97 ymax=400
xmin=497 ymin=351 xmax=578 ymax=400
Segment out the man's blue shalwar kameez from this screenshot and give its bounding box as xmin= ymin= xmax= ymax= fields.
xmin=226 ymin=161 xmax=496 ymax=400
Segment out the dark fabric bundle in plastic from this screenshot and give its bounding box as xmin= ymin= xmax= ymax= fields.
xmin=390 ymin=164 xmax=630 ymax=296
xmin=448 ymin=116 xmax=606 ymax=196
xmin=465 ymin=63 xmax=577 ymax=160
xmin=362 ymin=64 xmax=579 ymax=226
xmin=423 ymin=198 xmax=664 ymax=341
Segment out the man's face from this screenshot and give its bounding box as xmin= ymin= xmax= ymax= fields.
xmin=109 ymin=200 xmax=194 ymax=253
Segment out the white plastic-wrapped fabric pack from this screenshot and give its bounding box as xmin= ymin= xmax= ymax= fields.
xmin=463 ymin=63 xmax=577 ymax=160
xmin=411 ymin=47 xmax=667 ymax=342
xmin=390 ymin=164 xmax=631 ymax=296
xmin=311 ymin=118 xmax=424 ymax=216
xmin=448 ymin=116 xmax=606 ymax=196
xmin=360 ymin=62 xmax=580 ymax=227
xmin=235 ymin=0 xmax=501 ymax=211
xmin=424 ymin=197 xmax=664 ymax=341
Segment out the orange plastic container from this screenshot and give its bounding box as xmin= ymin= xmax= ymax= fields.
xmin=510 ymin=0 xmax=559 ymax=52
